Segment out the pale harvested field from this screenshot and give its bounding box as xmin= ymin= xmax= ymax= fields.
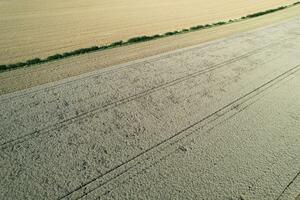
xmin=1 ymin=17 xmax=300 ymax=199
xmin=1 ymin=5 xmax=300 ymax=95
xmin=0 ymin=0 xmax=298 ymax=64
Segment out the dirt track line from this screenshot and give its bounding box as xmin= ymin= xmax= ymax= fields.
xmin=78 ymin=94 xmax=262 ymax=200
xmin=90 ymin=98 xmax=263 ymax=200
xmin=0 ymin=40 xmax=281 ymax=149
xmin=59 ymin=64 xmax=300 ymax=200
xmin=72 ymin=63 xmax=300 ymax=200
xmin=276 ymin=170 xmax=300 ymax=200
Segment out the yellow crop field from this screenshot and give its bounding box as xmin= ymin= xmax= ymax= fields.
xmin=0 ymin=0 xmax=297 ymax=64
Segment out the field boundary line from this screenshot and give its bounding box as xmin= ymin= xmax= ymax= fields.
xmin=0 ymin=2 xmax=299 ymax=73
xmin=1 ymin=13 xmax=298 ymax=86
xmin=1 ymin=19 xmax=295 ymax=101
xmin=276 ymin=170 xmax=300 ymax=200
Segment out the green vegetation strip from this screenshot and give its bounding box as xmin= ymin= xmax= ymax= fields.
xmin=1 ymin=2 xmax=299 ymax=73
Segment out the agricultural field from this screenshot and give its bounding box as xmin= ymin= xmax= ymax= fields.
xmin=1 ymin=16 xmax=300 ymax=199
xmin=0 ymin=0 xmax=298 ymax=64
xmin=1 ymin=1 xmax=300 ymax=199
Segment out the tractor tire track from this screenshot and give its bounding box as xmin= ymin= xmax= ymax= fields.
xmin=58 ymin=63 xmax=300 ymax=200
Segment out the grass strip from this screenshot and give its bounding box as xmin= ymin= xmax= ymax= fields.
xmin=1 ymin=1 xmax=299 ymax=73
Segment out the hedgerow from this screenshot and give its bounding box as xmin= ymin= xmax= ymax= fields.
xmin=47 ymin=54 xmax=63 ymax=61
xmin=127 ymin=35 xmax=161 ymax=43
xmin=190 ymin=25 xmax=204 ymax=31
xmin=26 ymin=58 xmax=41 ymax=65
xmin=1 ymin=2 xmax=299 ymax=73
xmin=241 ymin=6 xmax=287 ymax=19
xmin=0 ymin=65 xmax=7 ymax=71
xmin=109 ymin=41 xmax=124 ymax=47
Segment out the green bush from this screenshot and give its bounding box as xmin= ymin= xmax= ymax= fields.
xmin=110 ymin=41 xmax=123 ymax=47
xmin=190 ymin=25 xmax=204 ymax=31
xmin=99 ymin=45 xmax=109 ymax=50
xmin=15 ymin=62 xmax=27 ymax=67
xmin=62 ymin=52 xmax=74 ymax=57
xmin=4 ymin=63 xmax=26 ymax=69
xmin=164 ymin=31 xmax=180 ymax=36
xmin=244 ymin=6 xmax=287 ymax=19
xmin=26 ymin=58 xmax=41 ymax=65
xmin=47 ymin=54 xmax=63 ymax=61
xmin=152 ymin=34 xmax=161 ymax=39
xmin=213 ymin=21 xmax=226 ymax=26
xmin=67 ymin=46 xmax=99 ymax=57
xmin=85 ymin=46 xmax=99 ymax=52
xmin=127 ymin=36 xmax=154 ymax=43
xmin=7 ymin=64 xmax=20 ymax=69
xmin=0 ymin=65 xmax=7 ymax=71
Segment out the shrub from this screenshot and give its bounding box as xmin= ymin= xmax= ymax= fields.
xmin=26 ymin=58 xmax=41 ymax=65
xmin=74 ymin=46 xmax=99 ymax=54
xmin=3 ymin=63 xmax=27 ymax=70
xmin=47 ymin=54 xmax=63 ymax=61
xmin=164 ymin=31 xmax=180 ymax=36
xmin=7 ymin=64 xmax=19 ymax=69
xmin=70 ymin=49 xmax=83 ymax=55
xmin=15 ymin=62 xmax=27 ymax=67
xmin=181 ymin=29 xmax=189 ymax=32
xmin=110 ymin=41 xmax=123 ymax=47
xmin=85 ymin=46 xmax=99 ymax=52
xmin=127 ymin=36 xmax=154 ymax=43
xmin=190 ymin=25 xmax=204 ymax=31
xmin=62 ymin=52 xmax=74 ymax=57
xmin=244 ymin=6 xmax=287 ymax=18
xmin=294 ymin=2 xmax=300 ymax=5
xmin=152 ymin=34 xmax=161 ymax=39
xmin=164 ymin=32 xmax=172 ymax=36
xmin=0 ymin=65 xmax=7 ymax=71
xmin=60 ymin=45 xmax=104 ymax=57
xmin=99 ymin=45 xmax=109 ymax=50
xmin=213 ymin=21 xmax=226 ymax=26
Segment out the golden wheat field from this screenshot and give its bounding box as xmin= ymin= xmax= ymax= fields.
xmin=0 ymin=0 xmax=297 ymax=64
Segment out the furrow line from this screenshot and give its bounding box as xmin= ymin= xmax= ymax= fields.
xmin=60 ymin=63 xmax=300 ymax=200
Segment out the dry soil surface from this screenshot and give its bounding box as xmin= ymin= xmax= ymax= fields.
xmin=0 ymin=16 xmax=300 ymax=200
xmin=1 ymin=5 xmax=300 ymax=95
xmin=0 ymin=0 xmax=298 ymax=63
